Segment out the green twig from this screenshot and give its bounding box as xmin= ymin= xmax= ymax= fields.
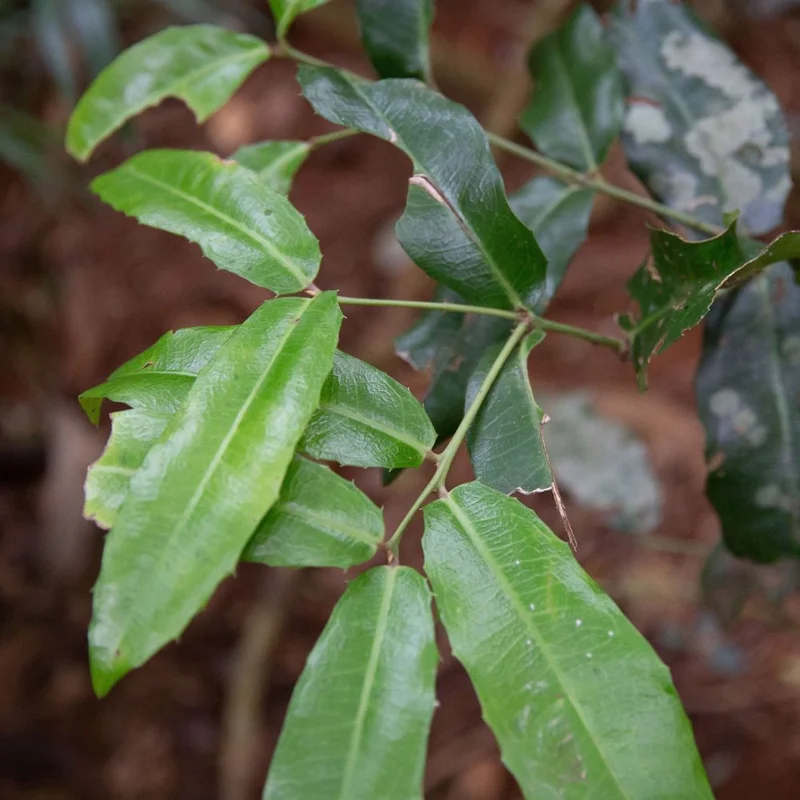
xmin=309 ymin=129 xmax=360 ymax=148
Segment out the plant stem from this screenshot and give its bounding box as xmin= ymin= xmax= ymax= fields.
xmin=309 ymin=128 xmax=360 ymax=148
xmin=386 ymin=322 xmax=529 ymax=558
xmin=530 ymin=315 xmax=628 ymax=355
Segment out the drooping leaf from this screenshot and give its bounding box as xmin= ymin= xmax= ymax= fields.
xmin=91 ymin=149 xmax=320 ymax=293
xmin=467 ymin=331 xmax=552 ymax=495
xmin=423 ymin=482 xmax=714 ymax=799
xmin=722 ymin=230 xmax=800 ymax=288
xmin=79 ymin=324 xmax=234 ymax=424
xmin=509 ymin=177 xmax=595 ymax=312
xmin=619 ymin=221 xmax=746 ymax=388
xmin=243 ymin=456 xmax=383 ymax=568
xmin=232 ymin=140 xmax=311 ymax=195
xmin=89 ymin=293 xmax=341 ymax=696
xmin=355 ymin=0 xmax=434 ymax=81
xmin=268 ymin=0 xmax=331 ymax=38
xmin=263 ymin=566 xmax=437 ymax=800
xmin=697 ymin=263 xmax=800 ymax=562
xmin=521 ymin=4 xmax=624 ymax=172
xmin=299 ymin=66 xmax=547 ymax=310
xmin=300 ymin=350 xmax=436 ymax=468
xmin=609 ymin=0 xmax=791 ymax=235
xmin=66 ymin=25 xmax=270 ymax=161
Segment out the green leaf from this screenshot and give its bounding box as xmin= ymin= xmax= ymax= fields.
xmin=66 ymin=25 xmax=270 ymax=162
xmin=299 ymin=66 xmax=547 ymax=310
xmin=91 ymin=149 xmax=320 ymax=293
xmin=232 ymin=140 xmax=311 ymax=195
xmin=89 ymin=293 xmax=341 ymax=696
xmin=64 ymin=0 xmax=121 ymax=79
xmin=268 ymin=0 xmax=330 ymax=38
xmin=423 ymin=482 xmax=714 ymax=799
xmin=467 ymin=331 xmax=552 ymax=495
xmin=619 ymin=221 xmax=746 ymax=388
xmin=300 ymin=350 xmax=436 ymax=468
xmin=521 ymin=4 xmax=624 ymax=172
xmin=697 ymin=263 xmax=800 ymax=562
xmin=243 ymin=456 xmax=383 ymax=568
xmin=79 ymin=324 xmax=233 ymax=424
xmin=609 ymin=1 xmax=791 ymax=235
xmin=33 ymin=0 xmax=78 ymax=104
xmin=355 ymin=0 xmax=434 ymax=81
xmin=510 ymin=177 xmax=595 ymax=312
xmin=263 ymin=565 xmax=437 ymax=800
xmin=723 ymin=230 xmax=800 ymax=288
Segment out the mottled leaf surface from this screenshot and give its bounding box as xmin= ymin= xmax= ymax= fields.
xmin=243 ymin=456 xmax=383 ymax=568
xmin=90 ymin=294 xmax=341 ymax=696
xmin=521 ymin=4 xmax=624 ymax=172
xmin=355 ymin=0 xmax=434 ymax=81
xmin=610 ymin=0 xmax=791 ymax=235
xmin=232 ymin=140 xmax=311 ymax=195
xmin=299 ymin=66 xmax=547 ymax=310
xmin=467 ymin=331 xmax=552 ymax=495
xmin=268 ymin=0 xmax=331 ymax=38
xmin=92 ymin=149 xmax=320 ymax=293
xmin=423 ymin=482 xmax=713 ymax=799
xmin=66 ymin=25 xmax=269 ymax=161
xmin=263 ymin=566 xmax=437 ymax=800
xmin=697 ymin=263 xmax=800 ymax=562
xmin=300 ymin=350 xmax=436 ymax=468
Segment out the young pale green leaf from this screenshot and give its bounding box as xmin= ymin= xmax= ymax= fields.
xmin=299 ymin=66 xmax=547 ymax=310
xmin=243 ymin=456 xmax=383 ymax=568
xmin=521 ymin=4 xmax=624 ymax=172
xmin=268 ymin=0 xmax=331 ymax=38
xmin=423 ymin=482 xmax=714 ymax=799
xmin=300 ymin=350 xmax=436 ymax=468
xmin=79 ymin=325 xmax=233 ymax=424
xmin=509 ymin=177 xmax=595 ymax=312
xmin=89 ymin=293 xmax=341 ymax=696
xmin=697 ymin=263 xmax=800 ymax=562
xmin=619 ymin=222 xmax=746 ymax=388
xmin=467 ymin=331 xmax=553 ymax=495
xmin=610 ymin=1 xmax=791 ymax=235
xmin=232 ymin=140 xmax=311 ymax=195
xmin=91 ymin=149 xmax=320 ymax=293
xmin=263 ymin=565 xmax=437 ymax=800
xmin=66 ymin=25 xmax=270 ymax=161
xmin=355 ymin=0 xmax=434 ymax=81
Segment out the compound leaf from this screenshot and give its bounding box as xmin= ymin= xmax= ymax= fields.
xmin=89 ymin=293 xmax=341 ymax=696
xmin=92 ymin=149 xmax=320 ymax=293
xmin=66 ymin=24 xmax=269 ymax=161
xmin=423 ymin=482 xmax=714 ymax=799
xmin=232 ymin=140 xmax=311 ymax=195
xmin=263 ymin=566 xmax=437 ymax=800
xmin=521 ymin=4 xmax=624 ymax=172
xmin=268 ymin=0 xmax=331 ymax=38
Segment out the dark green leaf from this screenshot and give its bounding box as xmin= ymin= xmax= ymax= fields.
xmin=299 ymin=66 xmax=547 ymax=310
xmin=723 ymin=230 xmax=800 ymax=288
xmin=268 ymin=0 xmax=331 ymax=38
xmin=697 ymin=263 xmax=800 ymax=562
xmin=467 ymin=331 xmax=552 ymax=495
xmin=90 ymin=293 xmax=341 ymax=696
xmin=91 ymin=149 xmax=320 ymax=293
xmin=610 ymin=1 xmax=791 ymax=235
xmin=243 ymin=456 xmax=383 ymax=568
xmin=521 ymin=4 xmax=624 ymax=172
xmin=66 ymin=24 xmax=269 ymax=161
xmin=355 ymin=0 xmax=434 ymax=81
xmin=263 ymin=565 xmax=437 ymax=800
xmin=300 ymin=350 xmax=436 ymax=468
xmin=232 ymin=140 xmax=311 ymax=195
xmin=423 ymin=482 xmax=714 ymax=799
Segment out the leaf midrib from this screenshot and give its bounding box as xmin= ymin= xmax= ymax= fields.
xmin=274 ymin=500 xmax=382 ymax=547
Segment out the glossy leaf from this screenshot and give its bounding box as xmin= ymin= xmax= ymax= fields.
xmin=89 ymin=293 xmax=341 ymax=696
xmin=243 ymin=456 xmax=383 ymax=568
xmin=91 ymin=149 xmax=320 ymax=293
xmin=467 ymin=331 xmax=552 ymax=495
xmin=232 ymin=140 xmax=311 ymax=195
xmin=263 ymin=566 xmax=437 ymax=800
xmin=268 ymin=0 xmax=331 ymax=38
xmin=697 ymin=263 xmax=800 ymax=562
xmin=521 ymin=4 xmax=624 ymax=172
xmin=423 ymin=482 xmax=714 ymax=799
xmin=300 ymin=350 xmax=436 ymax=468
xmin=66 ymin=25 xmax=270 ymax=161
xmin=299 ymin=66 xmax=547 ymax=310
xmin=79 ymin=325 xmax=233 ymax=424
xmin=610 ymin=1 xmax=791 ymax=235
xmin=355 ymin=0 xmax=434 ymax=81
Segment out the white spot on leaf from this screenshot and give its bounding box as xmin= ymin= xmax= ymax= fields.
xmin=624 ymin=103 xmax=671 ymax=145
